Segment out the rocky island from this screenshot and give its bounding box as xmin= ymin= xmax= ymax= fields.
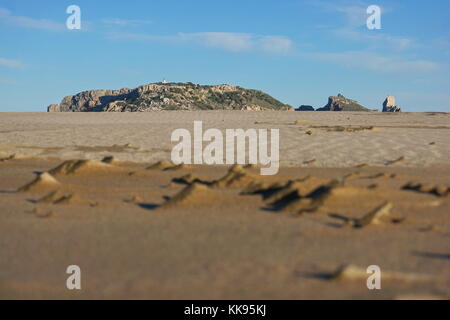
xmin=295 ymin=94 xmax=369 ymax=112
xmin=316 ymin=94 xmax=369 ymax=111
xmin=47 ymin=82 xmax=293 ymax=112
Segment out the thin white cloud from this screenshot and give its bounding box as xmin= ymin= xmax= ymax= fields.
xmin=0 ymin=7 xmax=64 ymax=31
xmin=0 ymin=57 xmax=24 ymax=68
xmin=107 ymin=31 xmax=293 ymax=55
xmin=183 ymin=32 xmax=293 ymax=54
xmin=334 ymin=29 xmax=416 ymax=51
xmin=336 ymin=5 xmax=367 ymax=28
xmin=307 ymin=0 xmax=369 ymax=27
xmin=179 ymin=32 xmax=254 ymax=52
xmin=105 ymin=32 xmax=168 ymax=42
xmin=308 ymin=1 xmax=414 ymax=51
xmin=259 ymin=36 xmax=293 ymax=54
xmin=102 ymin=18 xmax=152 ymax=27
xmin=311 ymin=51 xmax=439 ymax=74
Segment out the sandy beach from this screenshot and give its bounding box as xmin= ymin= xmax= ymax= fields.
xmin=1 ymin=111 xmax=449 ymax=299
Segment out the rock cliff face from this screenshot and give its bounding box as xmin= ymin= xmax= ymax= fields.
xmin=316 ymin=94 xmax=369 ymax=111
xmin=47 ymin=104 xmax=60 ymax=112
xmin=47 ymin=82 xmax=293 ymax=112
xmin=382 ymin=96 xmax=401 ymax=112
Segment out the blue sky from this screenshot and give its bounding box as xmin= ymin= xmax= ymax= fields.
xmin=0 ymin=0 xmax=449 ymax=111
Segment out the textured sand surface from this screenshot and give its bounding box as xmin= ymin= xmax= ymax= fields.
xmin=0 ymin=111 xmax=449 ymax=167
xmin=0 ymin=112 xmax=449 ymax=299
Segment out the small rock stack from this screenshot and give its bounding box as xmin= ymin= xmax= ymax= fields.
xmin=296 ymin=105 xmax=315 ymax=111
xmin=382 ymin=96 xmax=401 ymax=112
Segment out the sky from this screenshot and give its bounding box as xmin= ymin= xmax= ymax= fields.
xmin=0 ymin=0 xmax=449 ymax=112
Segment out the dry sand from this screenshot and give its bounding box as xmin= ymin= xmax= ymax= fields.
xmin=0 ymin=111 xmax=449 ymax=299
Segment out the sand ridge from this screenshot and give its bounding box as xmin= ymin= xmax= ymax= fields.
xmin=17 ymin=172 xmax=60 ymax=193
xmin=48 ymin=159 xmax=124 ymax=175
xmin=13 ymin=158 xmax=449 ymax=220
